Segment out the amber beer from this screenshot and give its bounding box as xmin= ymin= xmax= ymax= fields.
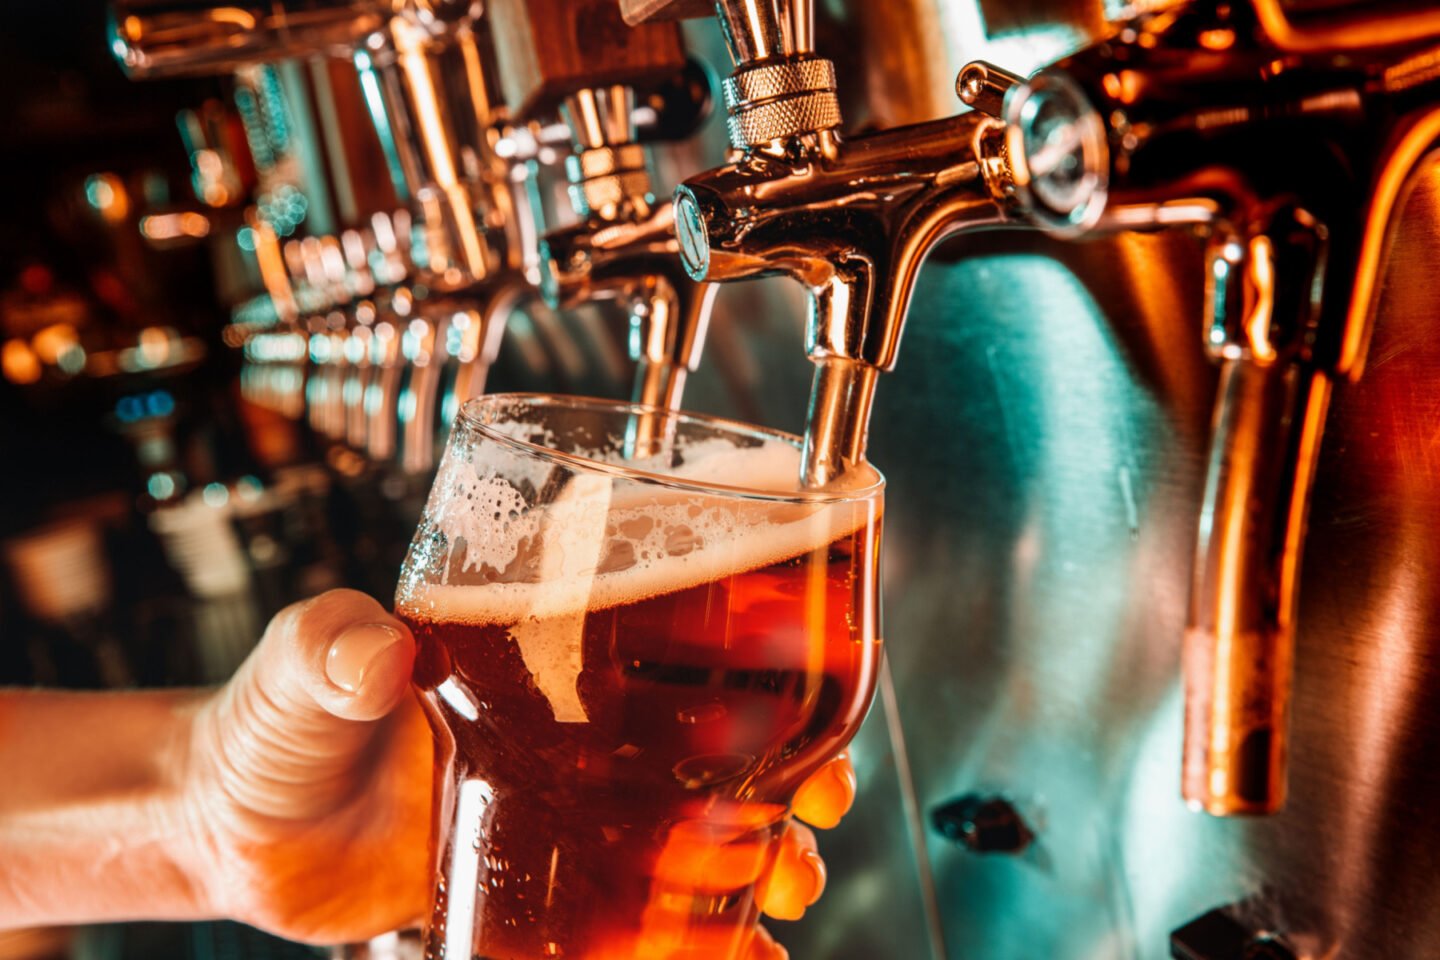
xmin=397 ymin=395 xmax=883 ymax=959
xmin=402 ymin=481 xmax=881 ymax=959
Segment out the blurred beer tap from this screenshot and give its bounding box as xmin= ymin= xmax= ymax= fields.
xmin=111 ymin=0 xmax=541 ymax=474
xmin=363 ymin=11 xmax=539 ymax=472
xmin=482 ymin=0 xmax=713 ymax=458
xmin=620 ymin=0 xmax=1021 ymax=486
xmin=963 ymin=0 xmax=1440 ymax=815
xmin=109 ymin=0 xmax=387 ymax=77
xmin=540 ymin=84 xmax=717 ymax=419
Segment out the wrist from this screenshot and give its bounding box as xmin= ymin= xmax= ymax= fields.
xmin=0 ymin=688 xmax=217 ymax=928
xmin=158 ymin=691 xmax=220 ymax=921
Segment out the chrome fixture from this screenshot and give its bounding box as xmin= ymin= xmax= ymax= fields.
xmin=623 ymin=0 xmax=1023 ymax=486
xmin=965 ymin=0 xmax=1440 ymax=815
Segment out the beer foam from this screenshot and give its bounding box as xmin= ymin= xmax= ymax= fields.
xmin=399 ymin=438 xmax=879 ymax=722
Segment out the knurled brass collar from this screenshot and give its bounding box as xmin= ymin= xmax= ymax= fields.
xmin=722 ymin=56 xmax=842 ymax=149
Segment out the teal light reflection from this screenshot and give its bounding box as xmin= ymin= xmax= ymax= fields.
xmin=354 ymin=51 xmax=411 ymax=203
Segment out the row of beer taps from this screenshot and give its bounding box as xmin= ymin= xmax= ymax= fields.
xmin=114 ymin=0 xmax=1440 ymax=818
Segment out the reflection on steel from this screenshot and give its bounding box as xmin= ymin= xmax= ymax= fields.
xmin=636 ymin=0 xmax=1019 ymax=485
xmin=968 ymin=0 xmax=1440 ymax=815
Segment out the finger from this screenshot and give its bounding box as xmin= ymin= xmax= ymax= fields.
xmin=760 ymin=822 xmax=825 ymax=921
xmin=792 ymin=753 xmax=857 ymax=829
xmin=650 ymin=810 xmax=784 ymax=892
xmin=200 ymin=590 xmax=417 ymax=822
xmin=259 ymin=589 xmax=416 ymax=723
xmin=746 ymin=926 xmax=790 ymax=960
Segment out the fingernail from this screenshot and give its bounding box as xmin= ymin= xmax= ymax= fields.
xmin=326 ymin=623 xmax=403 ymax=693
xmin=800 ymin=849 xmax=826 ymax=905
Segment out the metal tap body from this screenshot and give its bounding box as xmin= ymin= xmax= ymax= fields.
xmin=676 ymin=115 xmax=1009 ymax=482
xmin=538 ymin=85 xmax=718 ymax=417
xmin=629 ymin=0 xmax=1014 ymax=484
xmin=977 ymin=0 xmax=1440 ymax=814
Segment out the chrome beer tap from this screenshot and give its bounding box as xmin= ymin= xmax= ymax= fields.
xmin=483 ymin=0 xmax=714 ymax=455
xmin=112 ymin=0 xmax=542 ymax=473
xmin=620 ymin=0 xmax=1021 ymax=486
xmin=362 ymin=12 xmax=540 ymax=471
xmin=539 ymin=84 xmax=718 ymax=419
xmin=963 ymin=0 xmax=1440 ymax=815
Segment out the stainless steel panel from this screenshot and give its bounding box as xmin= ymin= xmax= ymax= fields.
xmin=771 ymin=101 xmax=1440 ymax=960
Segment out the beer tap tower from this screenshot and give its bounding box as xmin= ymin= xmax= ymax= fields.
xmin=621 ymin=0 xmax=1021 ymax=486
xmin=961 ymin=0 xmax=1440 ymax=816
xmin=111 ymin=2 xmax=535 ymax=459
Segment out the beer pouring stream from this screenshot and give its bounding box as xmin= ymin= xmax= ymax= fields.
xmin=962 ymin=0 xmax=1440 ymax=814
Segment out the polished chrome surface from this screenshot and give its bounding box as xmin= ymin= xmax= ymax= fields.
xmin=974 ymin=0 xmax=1440 ymax=814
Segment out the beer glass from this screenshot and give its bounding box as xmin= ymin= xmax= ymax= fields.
xmin=397 ymin=394 xmax=884 ymax=960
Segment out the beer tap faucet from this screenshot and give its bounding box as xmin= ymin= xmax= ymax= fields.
xmin=621 ymin=0 xmax=1020 ymax=486
xmin=484 ymin=0 xmax=714 ymax=454
xmin=540 ymin=83 xmax=717 ymax=419
xmin=112 ymin=1 xmax=539 ymax=473
xmin=964 ymin=0 xmax=1440 ymax=815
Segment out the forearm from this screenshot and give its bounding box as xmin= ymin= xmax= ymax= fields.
xmin=0 ymin=689 xmax=214 ymax=928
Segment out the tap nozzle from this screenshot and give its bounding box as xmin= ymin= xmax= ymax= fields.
xmin=537 ymin=83 xmax=718 ymax=455
xmin=630 ymin=0 xmax=1023 ymax=485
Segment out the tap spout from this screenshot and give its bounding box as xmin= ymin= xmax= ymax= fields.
xmin=673 ymin=110 xmax=1011 ymax=482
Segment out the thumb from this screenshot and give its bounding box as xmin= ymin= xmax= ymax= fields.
xmin=255 ymin=589 xmax=416 ymax=724
xmin=201 ymin=590 xmax=416 ymax=821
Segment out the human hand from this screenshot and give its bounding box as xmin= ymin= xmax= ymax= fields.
xmin=178 ymin=590 xmax=429 ymax=943
xmin=180 ymin=589 xmax=857 ymax=953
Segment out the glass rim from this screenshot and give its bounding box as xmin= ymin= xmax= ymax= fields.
xmin=456 ymin=393 xmax=885 ymax=504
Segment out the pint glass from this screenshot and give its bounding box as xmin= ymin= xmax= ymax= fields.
xmin=397 ymin=394 xmax=884 ymax=960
